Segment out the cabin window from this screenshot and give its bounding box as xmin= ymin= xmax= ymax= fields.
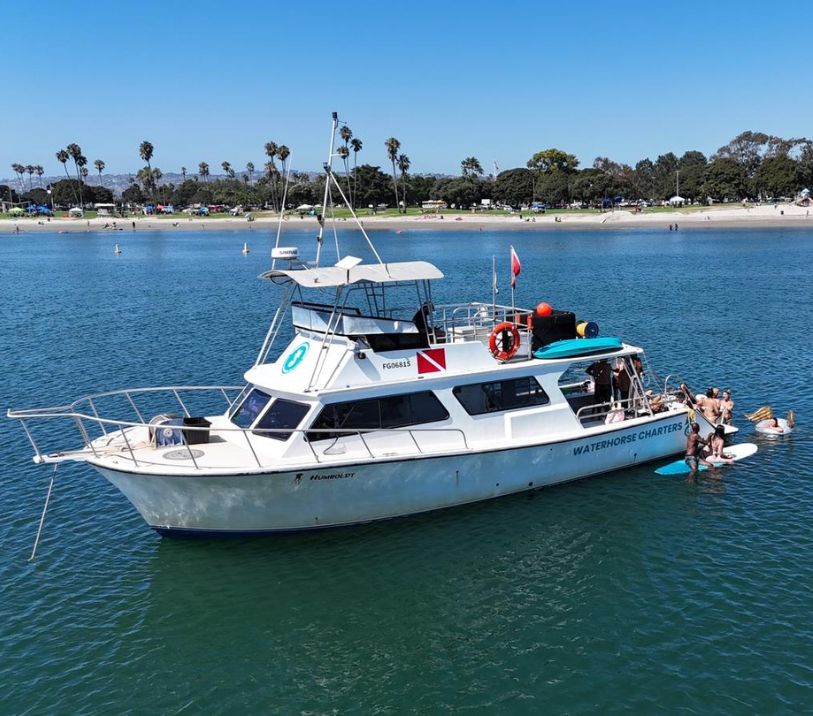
xmin=308 ymin=391 xmax=449 ymax=441
xmin=453 ymin=376 xmax=549 ymax=416
xmin=231 ymin=388 xmax=271 ymax=428
xmin=254 ymin=399 xmax=310 ymax=441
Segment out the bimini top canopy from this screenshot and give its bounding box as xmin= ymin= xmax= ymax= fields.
xmin=259 ymin=261 xmax=444 ymax=288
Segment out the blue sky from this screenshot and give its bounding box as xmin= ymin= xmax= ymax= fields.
xmin=2 ymin=0 xmax=808 ymax=178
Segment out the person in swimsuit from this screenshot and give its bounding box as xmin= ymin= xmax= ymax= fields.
xmin=701 ymin=388 xmax=721 ymax=424
xmin=685 ymin=422 xmax=712 ymax=476
xmin=719 ymin=390 xmax=735 ymax=425
xmin=707 ymin=425 xmax=734 ymax=462
xmin=761 ymin=417 xmax=785 ymax=434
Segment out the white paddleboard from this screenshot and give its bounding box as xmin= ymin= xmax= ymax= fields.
xmin=655 ymin=442 xmax=758 ymax=475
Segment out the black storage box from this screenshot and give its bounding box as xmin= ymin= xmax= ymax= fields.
xmin=182 ymin=417 xmax=212 ymax=445
xmin=532 ymin=310 xmax=577 ymax=350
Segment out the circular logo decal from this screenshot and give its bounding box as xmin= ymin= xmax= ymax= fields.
xmin=282 ymin=342 xmax=309 ymax=373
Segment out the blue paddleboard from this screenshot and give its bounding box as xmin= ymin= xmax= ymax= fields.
xmin=534 ymin=336 xmax=623 ymax=360
xmin=654 ymin=443 xmax=758 ymax=475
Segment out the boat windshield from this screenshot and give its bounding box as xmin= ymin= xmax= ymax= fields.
xmin=253 ymin=399 xmax=310 ymax=441
xmin=231 ymin=388 xmax=271 ymax=428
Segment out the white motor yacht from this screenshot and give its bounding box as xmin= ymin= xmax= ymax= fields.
xmin=8 ymin=115 xmax=715 ymax=537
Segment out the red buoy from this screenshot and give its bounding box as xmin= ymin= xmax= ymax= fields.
xmin=535 ymin=302 xmax=552 ymax=317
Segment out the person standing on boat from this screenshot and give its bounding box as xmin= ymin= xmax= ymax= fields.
xmin=613 ymin=358 xmax=631 ymax=405
xmin=587 ymin=359 xmax=613 ymax=407
xmin=685 ymin=423 xmax=712 ymax=476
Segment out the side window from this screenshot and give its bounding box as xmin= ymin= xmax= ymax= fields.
xmin=308 ymin=391 xmax=448 ymax=441
xmin=253 ymin=399 xmax=310 ymax=441
xmin=454 ymin=377 xmax=549 ymax=416
xmin=409 ymin=391 xmax=450 ymax=424
xmin=231 ymin=389 xmax=271 ymax=428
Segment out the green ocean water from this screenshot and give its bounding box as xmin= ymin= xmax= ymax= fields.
xmin=1 ymin=226 xmax=812 ymax=713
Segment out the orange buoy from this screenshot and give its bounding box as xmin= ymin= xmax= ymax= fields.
xmin=535 ymin=302 xmax=552 ymax=317
xmin=489 ymin=322 xmax=521 ymax=361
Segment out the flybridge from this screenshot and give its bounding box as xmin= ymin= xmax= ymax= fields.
xmin=259 ymin=261 xmax=444 ymax=288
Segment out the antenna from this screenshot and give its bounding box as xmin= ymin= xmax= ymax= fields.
xmin=315 ymin=112 xmax=339 ymax=267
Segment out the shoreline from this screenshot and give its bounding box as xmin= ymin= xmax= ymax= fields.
xmin=2 ymin=205 xmax=812 ymax=234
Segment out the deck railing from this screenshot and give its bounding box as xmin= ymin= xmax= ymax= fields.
xmin=8 ymin=385 xmax=471 ymax=471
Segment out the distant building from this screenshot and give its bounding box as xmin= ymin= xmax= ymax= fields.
xmin=95 ymin=203 xmax=116 ymax=216
xmin=422 ymin=200 xmax=447 ymax=211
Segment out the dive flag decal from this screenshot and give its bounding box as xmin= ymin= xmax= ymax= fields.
xmin=417 ymin=348 xmax=446 ymax=374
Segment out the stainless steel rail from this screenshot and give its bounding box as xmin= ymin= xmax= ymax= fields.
xmin=8 ymin=385 xmax=472 ymax=471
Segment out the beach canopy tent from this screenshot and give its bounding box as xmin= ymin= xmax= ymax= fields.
xmin=68 ymin=207 xmax=84 ymax=217
xmin=669 ymin=195 xmax=685 ymax=206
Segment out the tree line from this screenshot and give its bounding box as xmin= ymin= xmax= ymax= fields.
xmin=6 ymin=130 xmax=812 ymax=212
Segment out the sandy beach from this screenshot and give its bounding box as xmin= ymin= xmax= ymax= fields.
xmin=1 ymin=203 xmax=812 ymax=234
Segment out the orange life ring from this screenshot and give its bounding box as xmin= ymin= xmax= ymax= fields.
xmin=489 ymin=322 xmax=520 ymax=361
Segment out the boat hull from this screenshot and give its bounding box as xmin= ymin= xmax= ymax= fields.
xmin=96 ymin=414 xmax=690 ymax=534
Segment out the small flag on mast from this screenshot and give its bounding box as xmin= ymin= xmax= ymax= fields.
xmin=510 ymin=246 xmax=521 ymax=288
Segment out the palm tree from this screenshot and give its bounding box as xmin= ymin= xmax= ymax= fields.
xmin=25 ymin=165 xmax=35 ymax=191
xmin=55 ymin=149 xmax=77 ymax=205
xmin=35 ymin=165 xmax=44 ymax=188
xmin=80 ymin=166 xmax=89 ymax=184
xmin=181 ymin=166 xmax=187 ymax=182
xmin=277 ymin=145 xmax=290 ymax=174
xmin=139 ymin=141 xmax=154 ymax=170
xmin=221 ymin=161 xmax=235 ymax=179
xmin=11 ymin=163 xmax=25 ymax=195
xmin=277 ymin=146 xmax=291 ymax=208
xmin=265 ymin=142 xmax=279 ymax=209
xmin=139 ymin=141 xmax=155 ymax=202
xmin=397 ymin=154 xmax=410 ymax=212
xmin=152 ymin=168 xmax=162 ymax=200
xmin=198 ymin=162 xmax=209 ymax=182
xmin=339 ymin=126 xmax=353 ymax=200
xmin=461 ymin=156 xmax=484 ymax=178
xmin=246 ymin=161 xmax=255 ymax=185
xmin=337 ymin=146 xmax=351 ymax=204
xmin=94 ymin=159 xmax=105 ymax=187
xmin=350 ymin=137 xmax=362 ymax=209
xmin=66 ymin=144 xmax=85 ymax=207
xmin=385 ymin=137 xmax=401 ymax=211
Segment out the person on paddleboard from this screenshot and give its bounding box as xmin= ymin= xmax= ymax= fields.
xmin=685 ymin=423 xmax=713 ymax=476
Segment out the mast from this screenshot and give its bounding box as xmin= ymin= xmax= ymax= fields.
xmin=315 ymin=112 xmax=339 ymax=267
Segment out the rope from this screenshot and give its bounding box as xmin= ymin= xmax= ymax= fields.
xmin=29 ymin=464 xmax=57 ymax=561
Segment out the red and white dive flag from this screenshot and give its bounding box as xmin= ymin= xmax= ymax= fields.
xmin=417 ymin=348 xmax=447 ymax=374
xmin=510 ymin=246 xmax=521 ymax=288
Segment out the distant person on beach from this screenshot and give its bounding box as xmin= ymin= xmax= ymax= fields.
xmin=685 ymin=423 xmax=712 ymax=475
xmin=132 ymin=221 xmax=135 ymax=230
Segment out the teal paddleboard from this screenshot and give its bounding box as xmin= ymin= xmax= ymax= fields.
xmin=534 ymin=336 xmax=623 ymax=360
xmin=654 ymin=443 xmax=758 ymax=475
